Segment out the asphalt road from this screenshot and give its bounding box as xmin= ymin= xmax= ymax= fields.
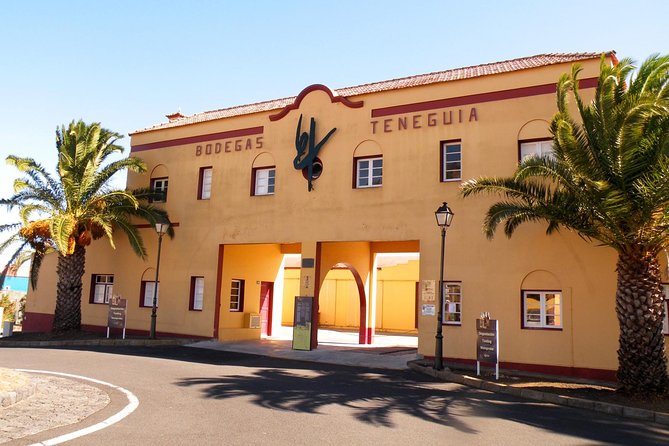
xmin=1 ymin=346 xmax=667 ymax=445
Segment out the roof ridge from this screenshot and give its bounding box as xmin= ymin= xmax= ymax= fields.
xmin=335 ymin=51 xmax=609 ymax=94
xmin=132 ymin=51 xmax=612 ymax=135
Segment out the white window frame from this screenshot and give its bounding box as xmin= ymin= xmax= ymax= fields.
xmin=142 ymin=281 xmax=159 ymax=308
xmin=441 ymin=141 xmax=461 ymax=182
xmin=356 ymin=157 xmax=383 ymax=188
xmin=443 ymin=281 xmax=462 ymax=325
xmin=92 ymin=274 xmax=114 ymax=304
xmin=254 ymin=167 xmax=275 ymax=196
xmin=199 ymin=168 xmax=212 ymax=200
xmin=522 ymin=290 xmax=562 ymax=329
xmin=520 ymin=139 xmax=554 ymax=162
xmin=191 ymin=277 xmax=204 ymax=311
xmin=151 ymin=178 xmax=169 ymax=202
xmin=230 ymin=279 xmax=244 ymax=312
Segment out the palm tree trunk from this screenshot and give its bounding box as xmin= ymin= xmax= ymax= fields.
xmin=53 ymin=245 xmax=85 ymax=332
xmin=616 ymin=248 xmax=669 ymax=394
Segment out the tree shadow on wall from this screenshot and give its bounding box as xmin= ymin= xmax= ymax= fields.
xmin=176 ymin=367 xmax=478 ymax=432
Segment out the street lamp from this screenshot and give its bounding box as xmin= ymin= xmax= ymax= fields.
xmin=434 ymin=202 xmax=454 ymax=370
xmin=149 ymin=220 xmax=169 ymax=339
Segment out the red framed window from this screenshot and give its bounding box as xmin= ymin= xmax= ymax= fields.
xmin=190 ymin=276 xmax=204 ymax=311
xmin=198 ymin=167 xmax=212 ymax=200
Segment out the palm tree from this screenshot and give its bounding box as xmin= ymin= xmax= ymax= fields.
xmin=462 ymin=54 xmax=669 ymax=395
xmin=0 ymin=120 xmax=172 ymax=332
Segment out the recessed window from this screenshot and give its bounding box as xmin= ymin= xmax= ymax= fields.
xmin=522 ymin=290 xmax=562 ymax=329
xmin=141 ymin=281 xmax=159 ymax=308
xmin=190 ymin=276 xmax=204 ymax=311
xmin=253 ymin=167 xmax=275 ymax=196
xmin=230 ymin=279 xmax=244 ymax=312
xmin=441 ymin=141 xmax=461 ymax=181
xmin=198 ymin=167 xmax=212 ymax=200
xmin=151 ymin=178 xmax=169 ymax=202
xmin=355 ymin=157 xmax=383 ymax=188
xmin=90 ymin=274 xmax=113 ymax=304
xmin=443 ymin=281 xmax=462 ymax=325
xmin=520 ymin=139 xmax=554 ymax=162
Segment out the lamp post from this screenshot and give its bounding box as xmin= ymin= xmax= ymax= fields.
xmin=434 ymin=202 xmax=454 ymax=370
xmin=149 ymin=221 xmax=168 ymax=339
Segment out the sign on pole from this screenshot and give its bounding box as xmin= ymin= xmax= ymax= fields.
xmin=476 ymin=312 xmax=499 ymax=380
xmin=107 ymin=295 xmax=128 ymax=339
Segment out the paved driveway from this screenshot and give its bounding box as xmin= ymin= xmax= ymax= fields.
xmin=1 ymin=346 xmax=667 ymax=445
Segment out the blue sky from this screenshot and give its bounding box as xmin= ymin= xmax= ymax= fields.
xmin=0 ymin=0 xmax=667 ymax=266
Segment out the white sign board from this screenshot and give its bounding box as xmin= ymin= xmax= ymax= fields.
xmin=421 ymin=304 xmax=436 ymax=316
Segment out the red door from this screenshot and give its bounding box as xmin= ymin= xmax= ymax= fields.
xmin=260 ymin=282 xmax=273 ymax=336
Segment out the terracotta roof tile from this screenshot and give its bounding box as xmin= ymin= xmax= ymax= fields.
xmin=131 ymin=52 xmax=611 ymax=134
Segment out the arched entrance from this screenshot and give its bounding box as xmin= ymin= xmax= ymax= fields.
xmin=318 ymin=262 xmax=369 ymax=344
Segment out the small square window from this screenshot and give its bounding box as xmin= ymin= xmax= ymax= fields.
xmin=90 ymin=274 xmax=113 ymax=304
xmin=141 ymin=281 xmax=159 ymax=308
xmin=519 ymin=139 xmax=554 ymax=162
xmin=441 ymin=141 xmax=461 ymax=182
xmin=151 ymin=178 xmax=169 ymax=202
xmin=355 ymin=157 xmax=382 ymax=188
xmin=230 ymin=279 xmax=244 ymax=311
xmin=443 ymin=281 xmax=462 ymax=325
xmin=198 ymin=168 xmax=212 ymax=200
xmin=522 ymin=290 xmax=562 ymax=329
xmin=190 ymin=276 xmax=204 ymax=311
xmin=253 ymin=167 xmax=275 ymax=196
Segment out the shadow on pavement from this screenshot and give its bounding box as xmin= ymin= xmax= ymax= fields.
xmin=39 ymin=345 xmax=669 ymax=444
xmin=174 ymin=368 xmax=668 ymax=444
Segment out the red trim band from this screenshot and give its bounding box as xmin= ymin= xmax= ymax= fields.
xmin=269 ymin=84 xmax=364 ymax=122
xmin=131 ymin=126 xmax=264 ymax=152
xmin=371 ymin=77 xmax=599 ymax=118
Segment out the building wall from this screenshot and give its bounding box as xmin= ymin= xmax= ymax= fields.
xmin=281 ymin=261 xmax=419 ymax=332
xmin=25 ymin=53 xmax=667 ymax=376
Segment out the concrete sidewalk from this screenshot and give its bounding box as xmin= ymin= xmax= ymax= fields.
xmin=189 ymin=328 xmax=420 ymax=370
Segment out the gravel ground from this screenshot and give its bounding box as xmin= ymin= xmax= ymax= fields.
xmin=0 ymin=369 xmax=29 ymax=393
xmin=0 ymin=374 xmax=109 ymax=444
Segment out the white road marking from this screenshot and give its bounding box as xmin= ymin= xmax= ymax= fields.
xmin=17 ymin=369 xmax=139 ymax=446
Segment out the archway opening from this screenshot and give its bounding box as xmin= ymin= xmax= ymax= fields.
xmin=318 ymin=263 xmax=367 ymax=345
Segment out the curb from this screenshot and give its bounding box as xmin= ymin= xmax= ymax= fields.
xmin=0 ymin=338 xmax=198 ymax=348
xmin=407 ymin=361 xmax=669 ymax=427
xmin=0 ymin=378 xmax=37 ymax=408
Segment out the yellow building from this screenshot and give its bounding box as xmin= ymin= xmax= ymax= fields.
xmin=24 ymin=52 xmax=669 ymax=380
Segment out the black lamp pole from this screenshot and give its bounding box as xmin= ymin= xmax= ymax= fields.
xmin=149 ymin=223 xmax=167 ymax=339
xmin=434 ymin=202 xmax=454 ymax=370
xmin=435 ymin=224 xmax=446 ymax=370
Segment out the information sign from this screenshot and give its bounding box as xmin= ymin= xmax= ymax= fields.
xmin=293 ymin=296 xmax=313 ymax=351
xmin=107 ymin=295 xmax=127 ymax=339
xmin=476 ymin=313 xmax=499 ymax=379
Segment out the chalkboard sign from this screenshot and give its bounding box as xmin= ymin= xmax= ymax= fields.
xmin=293 ymin=296 xmax=313 ymax=351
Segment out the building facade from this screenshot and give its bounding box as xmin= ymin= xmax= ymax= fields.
xmin=24 ymin=52 xmax=669 ymax=380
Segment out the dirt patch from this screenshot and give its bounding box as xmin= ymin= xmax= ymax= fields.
xmin=0 ymin=368 xmax=31 ymax=393
xmin=455 ymin=366 xmax=669 ymax=414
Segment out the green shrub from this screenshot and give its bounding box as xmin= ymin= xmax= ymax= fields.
xmin=0 ymin=294 xmax=16 ymax=322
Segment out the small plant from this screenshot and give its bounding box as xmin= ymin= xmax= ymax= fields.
xmin=0 ymin=293 xmax=16 ymax=322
